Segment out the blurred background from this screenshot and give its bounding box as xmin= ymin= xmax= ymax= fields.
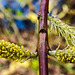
xmin=0 ymin=0 xmax=75 ymax=75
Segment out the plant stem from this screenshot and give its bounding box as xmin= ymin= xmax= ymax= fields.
xmin=38 ymin=0 xmax=49 ymax=75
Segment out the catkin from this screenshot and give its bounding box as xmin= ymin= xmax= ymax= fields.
xmin=48 ymin=15 xmax=75 ymax=46
xmin=0 ymin=40 xmax=37 ymax=63
xmin=48 ymin=47 xmax=75 ymax=63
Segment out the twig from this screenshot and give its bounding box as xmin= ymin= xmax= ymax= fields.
xmin=38 ymin=0 xmax=49 ymax=75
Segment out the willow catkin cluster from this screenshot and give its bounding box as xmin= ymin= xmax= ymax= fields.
xmin=48 ymin=47 xmax=75 ymax=63
xmin=48 ymin=15 xmax=75 ymax=46
xmin=0 ymin=40 xmax=37 ymax=63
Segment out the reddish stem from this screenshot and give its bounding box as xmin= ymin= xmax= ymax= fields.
xmin=38 ymin=0 xmax=49 ymax=75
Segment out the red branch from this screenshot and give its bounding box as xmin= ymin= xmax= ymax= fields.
xmin=38 ymin=0 xmax=49 ymax=75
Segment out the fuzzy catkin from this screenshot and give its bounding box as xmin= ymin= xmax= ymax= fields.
xmin=48 ymin=15 xmax=75 ymax=63
xmin=48 ymin=47 xmax=75 ymax=63
xmin=0 ymin=40 xmax=37 ymax=63
xmin=48 ymin=15 xmax=75 ymax=46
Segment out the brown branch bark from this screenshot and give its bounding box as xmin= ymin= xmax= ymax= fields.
xmin=38 ymin=0 xmax=49 ymax=75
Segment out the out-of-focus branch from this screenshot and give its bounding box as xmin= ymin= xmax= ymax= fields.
xmin=0 ymin=2 xmax=28 ymax=44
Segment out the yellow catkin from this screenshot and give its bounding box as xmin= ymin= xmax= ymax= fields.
xmin=0 ymin=40 xmax=37 ymax=63
xmin=55 ymin=47 xmax=75 ymax=63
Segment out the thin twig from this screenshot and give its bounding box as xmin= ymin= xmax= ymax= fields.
xmin=38 ymin=0 xmax=49 ymax=75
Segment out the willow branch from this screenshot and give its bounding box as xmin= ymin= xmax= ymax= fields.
xmin=38 ymin=0 xmax=49 ymax=75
